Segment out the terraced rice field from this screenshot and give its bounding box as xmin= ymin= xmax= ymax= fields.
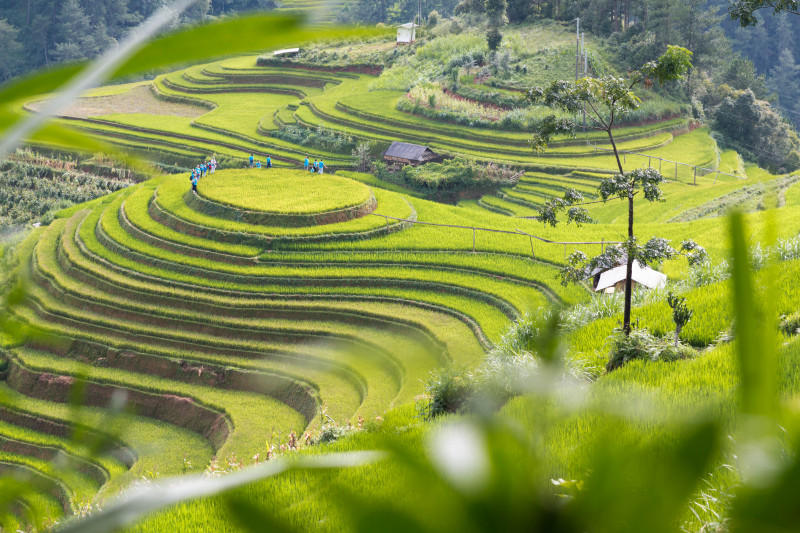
xmin=7 ymin=29 xmax=800 ymax=529
xmin=1 ymin=167 xmax=593 ymax=527
xmin=32 ymin=54 xmax=708 ymax=184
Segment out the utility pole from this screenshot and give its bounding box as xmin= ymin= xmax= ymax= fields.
xmin=576 ymin=18 xmax=581 ymax=81
xmin=582 ymin=36 xmax=587 ymax=137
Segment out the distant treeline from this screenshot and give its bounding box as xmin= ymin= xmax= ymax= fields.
xmin=0 ymin=0 xmax=276 ymax=82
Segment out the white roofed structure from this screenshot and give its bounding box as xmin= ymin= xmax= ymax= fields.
xmin=273 ymin=48 xmax=300 ymax=57
xmin=593 ymin=262 xmax=667 ymax=293
xmin=397 ymin=22 xmax=419 ymax=44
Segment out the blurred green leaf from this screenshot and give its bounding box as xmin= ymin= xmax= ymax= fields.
xmin=573 ymin=420 xmax=720 ymax=533
xmin=730 ymin=210 xmax=777 ymax=418
xmin=226 ymin=496 xmax=296 ymax=533
xmin=732 ymin=440 xmax=800 ymax=533
xmin=111 ymin=14 xmax=388 ymax=80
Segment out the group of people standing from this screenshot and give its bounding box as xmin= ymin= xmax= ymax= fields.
xmin=247 ymin=153 xmax=326 ymax=173
xmin=304 ymin=156 xmax=325 ymax=174
xmin=190 ymin=157 xmax=217 ymax=193
xmin=189 ymin=153 xmax=332 ymax=194
xmin=249 ymin=154 xmax=273 ymax=169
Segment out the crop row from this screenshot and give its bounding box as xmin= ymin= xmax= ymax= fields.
xmin=40 ymin=209 xmax=494 ymax=408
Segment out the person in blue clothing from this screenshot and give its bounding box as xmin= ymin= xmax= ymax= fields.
xmin=312 ymin=159 xmax=318 ymax=173
xmin=304 ymin=156 xmax=309 ymax=171
xmin=318 ymin=159 xmax=324 ymax=174
xmin=190 ymin=169 xmax=196 ymax=182
xmin=191 ymin=175 xmax=198 ymax=193
xmin=249 ymin=154 xmax=255 ymax=168
xmin=256 ymin=160 xmax=261 ymax=169
xmin=266 ymin=156 xmax=272 ymax=168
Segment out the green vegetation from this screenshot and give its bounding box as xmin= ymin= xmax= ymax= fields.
xmin=5 ymin=8 xmax=800 ymax=533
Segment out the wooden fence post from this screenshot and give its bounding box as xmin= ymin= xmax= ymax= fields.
xmin=529 ymin=235 xmax=535 ymax=259
xmin=693 ymin=166 xmax=697 ymax=185
xmin=675 ymin=162 xmax=678 ymax=181
xmin=472 ymin=228 xmax=476 ymax=253
xmin=648 ymin=156 xmax=651 ymax=168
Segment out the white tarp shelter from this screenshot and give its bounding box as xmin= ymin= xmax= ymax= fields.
xmin=594 ymin=262 xmax=667 ymax=293
xmin=397 ymin=23 xmax=418 ymax=44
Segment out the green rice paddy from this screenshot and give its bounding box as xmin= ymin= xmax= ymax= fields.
xmin=4 ymin=21 xmax=800 ymax=532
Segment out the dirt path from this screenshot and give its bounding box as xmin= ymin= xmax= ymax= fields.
xmin=29 ymin=84 xmax=206 ymax=119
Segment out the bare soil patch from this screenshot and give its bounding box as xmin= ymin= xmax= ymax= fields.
xmin=29 ymin=85 xmax=206 ymax=119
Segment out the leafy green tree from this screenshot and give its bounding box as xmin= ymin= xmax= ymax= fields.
xmin=713 ymin=88 xmax=800 ymax=171
xmin=0 ymin=19 xmax=23 ymax=82
xmin=464 ymin=0 xmax=507 ymax=50
xmin=716 ymin=56 xmax=770 ymax=98
xmin=506 ymin=0 xmax=532 ymax=22
xmin=529 ymin=46 xmax=694 ymax=336
xmin=729 ymin=0 xmax=800 ymax=27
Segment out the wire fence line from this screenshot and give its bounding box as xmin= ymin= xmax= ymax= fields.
xmin=587 ymin=142 xmax=745 ymax=184
xmin=369 ymin=212 xmax=622 ymax=259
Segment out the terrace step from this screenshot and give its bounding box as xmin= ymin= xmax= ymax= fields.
xmin=191 ymin=170 xmax=378 ymax=227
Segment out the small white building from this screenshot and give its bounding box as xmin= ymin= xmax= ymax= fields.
xmin=273 ymin=48 xmax=300 ymax=58
xmin=397 ymin=23 xmax=418 ymax=44
xmin=593 ymin=261 xmax=667 ymax=294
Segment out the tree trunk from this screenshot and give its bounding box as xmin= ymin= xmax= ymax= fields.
xmin=624 ymin=0 xmax=630 ymax=29
xmin=607 ymin=130 xmax=624 ymax=174
xmin=623 ymin=194 xmax=634 ymax=335
xmin=607 ymin=126 xmax=633 ymax=336
xmin=674 ymin=325 xmax=682 ymax=348
xmin=643 ymin=0 xmax=648 ymax=33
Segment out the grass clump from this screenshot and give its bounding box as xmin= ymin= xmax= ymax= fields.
xmin=606 ymin=328 xmax=695 ymax=372
xmin=419 ymin=366 xmax=477 ymax=419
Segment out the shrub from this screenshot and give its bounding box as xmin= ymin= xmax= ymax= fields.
xmin=780 ymin=312 xmax=800 ymax=336
xmin=427 ymin=10 xmax=440 ymax=26
xmin=606 ymin=328 xmax=695 ymax=372
xmin=316 ymin=422 xmax=357 ymax=444
xmin=351 ymin=142 xmax=374 ymax=172
xmin=0 ymin=352 xmax=8 ymax=373
xmin=382 ymin=157 xmax=521 ymax=193
xmin=272 ymin=124 xmax=356 ymax=153
xmin=420 ymin=366 xmax=477 ymax=419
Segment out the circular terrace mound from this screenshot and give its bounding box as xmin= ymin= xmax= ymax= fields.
xmin=193 ymin=169 xmax=376 ymax=227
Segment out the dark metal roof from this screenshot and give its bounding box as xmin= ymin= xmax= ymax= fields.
xmin=383 ymin=142 xmax=436 ymax=161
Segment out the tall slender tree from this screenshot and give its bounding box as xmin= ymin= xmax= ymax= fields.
xmin=528 ymin=46 xmax=696 ymax=337
xmin=768 ymin=48 xmax=800 ymax=117
xmin=0 ymin=19 xmax=23 ymax=82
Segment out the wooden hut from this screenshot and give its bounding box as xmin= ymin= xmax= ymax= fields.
xmin=383 ymin=142 xmax=440 ymax=170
